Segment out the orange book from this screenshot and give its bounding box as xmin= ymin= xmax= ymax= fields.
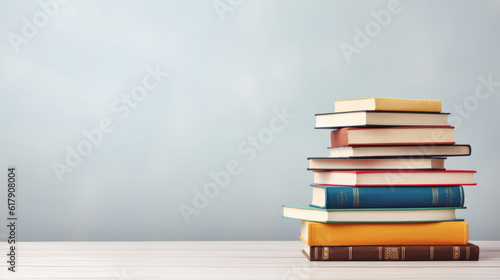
xmin=334 ymin=97 xmax=442 ymax=113
xmin=300 ymin=221 xmax=468 ymax=246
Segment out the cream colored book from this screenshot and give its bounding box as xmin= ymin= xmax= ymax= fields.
xmin=315 ymin=111 xmax=448 ymax=128
xmin=282 ymin=205 xmax=463 ymax=223
xmin=307 ymin=157 xmax=445 ymax=170
xmin=334 ymin=98 xmax=442 ymax=113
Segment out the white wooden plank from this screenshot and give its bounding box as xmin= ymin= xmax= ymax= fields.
xmin=0 ymin=251 xmax=499 ymax=268
xmin=0 ymin=241 xmax=498 ymax=280
xmin=1 ymin=267 xmax=500 ymax=280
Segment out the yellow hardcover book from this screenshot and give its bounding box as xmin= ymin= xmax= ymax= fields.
xmin=300 ymin=221 xmax=468 ymax=246
xmin=334 ymin=98 xmax=442 ymax=113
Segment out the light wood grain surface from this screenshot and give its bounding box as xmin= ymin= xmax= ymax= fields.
xmin=1 ymin=241 xmax=499 ymax=279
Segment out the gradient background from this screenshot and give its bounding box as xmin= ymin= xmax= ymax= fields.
xmin=1 ymin=0 xmax=499 ymax=241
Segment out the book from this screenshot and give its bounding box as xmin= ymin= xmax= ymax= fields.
xmin=302 ymin=243 xmax=479 ymax=261
xmin=328 ymin=144 xmax=471 ymax=158
xmin=315 ymin=111 xmax=448 ymax=128
xmin=331 ymin=126 xmax=455 ymax=147
xmin=282 ymin=205 xmax=463 ymax=223
xmin=307 ymin=157 xmax=445 ymax=170
xmin=313 ymin=170 xmax=476 ymax=186
xmin=334 ymin=97 xmax=442 ymax=113
xmin=310 ymin=185 xmax=464 ymax=208
xmin=300 ymin=220 xmax=469 ymax=246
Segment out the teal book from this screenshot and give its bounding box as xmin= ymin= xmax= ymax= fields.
xmin=310 ymin=185 xmax=464 ymax=209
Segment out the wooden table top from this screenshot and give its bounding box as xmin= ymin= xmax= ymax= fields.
xmin=1 ymin=241 xmax=499 ymax=279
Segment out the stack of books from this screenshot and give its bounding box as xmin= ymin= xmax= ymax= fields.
xmin=283 ymin=97 xmax=479 ymax=261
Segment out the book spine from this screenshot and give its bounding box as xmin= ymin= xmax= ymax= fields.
xmin=317 ymin=186 xmax=464 ymax=209
xmin=305 ymin=221 xmax=469 ymax=246
xmin=330 ymin=128 xmax=348 ymax=147
xmin=306 ymin=244 xmax=479 ymax=261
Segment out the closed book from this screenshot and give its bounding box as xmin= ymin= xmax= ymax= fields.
xmin=315 ymin=111 xmax=448 ymax=128
xmin=328 ymin=144 xmax=471 ymax=158
xmin=310 ymin=185 xmax=464 ymax=209
xmin=300 ymin=220 xmax=469 ymax=246
xmin=330 ymin=126 xmax=455 ymax=147
xmin=282 ymin=205 xmax=463 ymax=223
xmin=303 ymin=243 xmax=479 ymax=261
xmin=313 ymin=170 xmax=476 ymax=186
xmin=307 ymin=157 xmax=445 ymax=171
xmin=334 ymin=98 xmax=442 ymax=113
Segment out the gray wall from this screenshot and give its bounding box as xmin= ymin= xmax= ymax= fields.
xmin=1 ymin=0 xmax=499 ymax=241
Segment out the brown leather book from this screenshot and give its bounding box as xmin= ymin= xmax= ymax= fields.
xmin=330 ymin=126 xmax=455 ymax=147
xmin=303 ymin=243 xmax=479 ymax=261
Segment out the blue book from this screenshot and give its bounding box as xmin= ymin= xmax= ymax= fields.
xmin=310 ymin=184 xmax=464 ymax=209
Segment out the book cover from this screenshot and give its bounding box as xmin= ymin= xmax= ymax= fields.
xmin=334 ymin=98 xmax=442 ymax=113
xmin=310 ymin=185 xmax=464 ymax=208
xmin=327 ymin=144 xmax=471 ymax=158
xmin=330 ymin=126 xmax=455 ymax=147
xmin=283 ymin=205 xmax=464 ymax=223
xmin=300 ymin=220 xmax=469 ymax=246
xmin=312 ymin=170 xmax=476 ymax=186
xmin=315 ymin=111 xmax=449 ymax=129
xmin=303 ymin=243 xmax=479 ymax=261
xmin=307 ymin=157 xmax=445 ymax=170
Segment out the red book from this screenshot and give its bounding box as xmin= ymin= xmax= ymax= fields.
xmin=330 ymin=126 xmax=455 ymax=147
xmin=312 ymin=170 xmax=476 ymax=186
